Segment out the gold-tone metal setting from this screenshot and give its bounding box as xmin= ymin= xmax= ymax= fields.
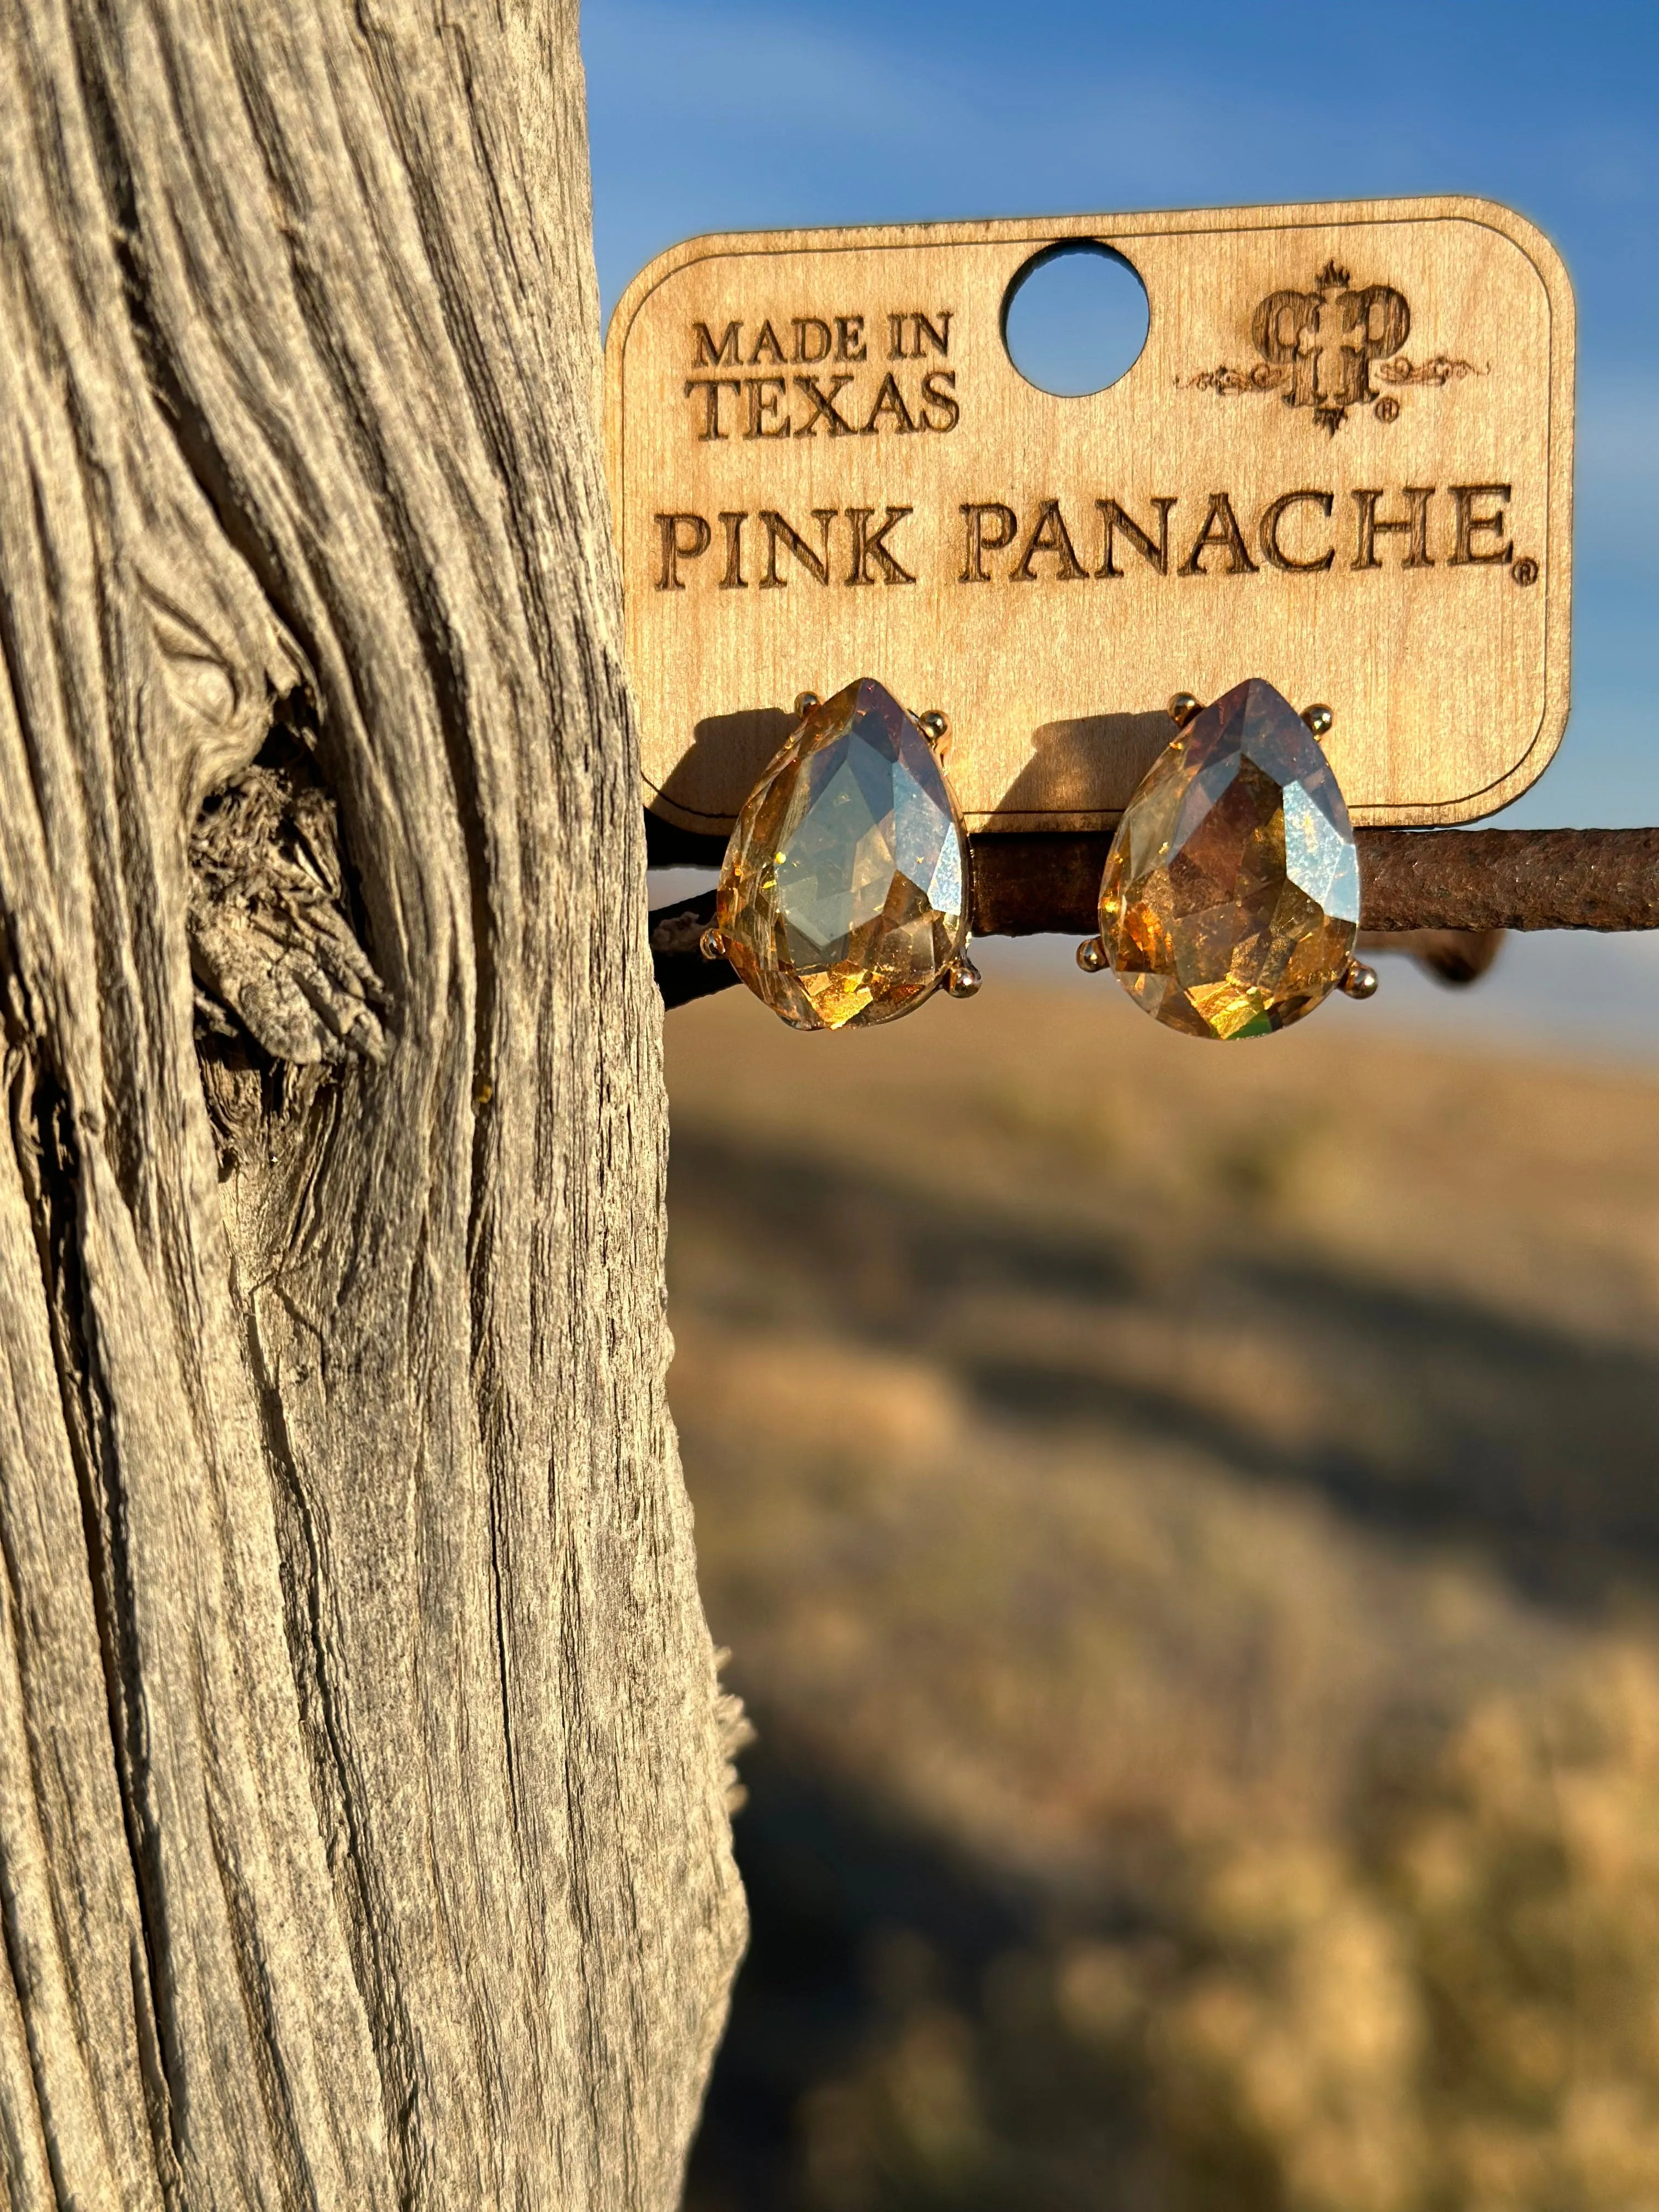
xmin=711 ymin=678 xmax=976 ymax=1029
xmin=1093 ymin=678 xmax=1361 ymax=1039
xmin=918 ymin=709 xmax=952 ymax=761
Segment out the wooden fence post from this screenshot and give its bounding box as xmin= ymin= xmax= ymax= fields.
xmin=0 ymin=4 xmax=744 ymax=2202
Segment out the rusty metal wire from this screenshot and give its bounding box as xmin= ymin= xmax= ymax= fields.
xmin=651 ymin=827 xmax=1659 ymax=1009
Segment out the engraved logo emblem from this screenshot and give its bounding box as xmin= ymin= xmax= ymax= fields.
xmin=1188 ymin=259 xmax=1484 ymax=434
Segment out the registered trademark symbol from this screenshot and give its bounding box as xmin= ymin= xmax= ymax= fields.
xmin=1512 ymin=556 xmax=1540 ymax=586
xmin=1373 ymin=394 xmax=1400 ymax=422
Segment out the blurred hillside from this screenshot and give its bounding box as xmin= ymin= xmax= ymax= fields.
xmin=668 ymin=974 xmax=1659 ymax=2211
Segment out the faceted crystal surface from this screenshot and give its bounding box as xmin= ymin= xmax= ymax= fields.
xmin=716 ymin=678 xmax=968 ymax=1030
xmin=1100 ymin=678 xmax=1359 ymax=1040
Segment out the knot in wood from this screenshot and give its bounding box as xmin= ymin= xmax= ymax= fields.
xmin=188 ymin=740 xmax=387 ymax=1067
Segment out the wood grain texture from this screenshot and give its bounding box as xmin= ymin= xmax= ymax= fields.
xmin=607 ymin=200 xmax=1573 ymax=835
xmin=0 ymin=3 xmax=743 ymax=2205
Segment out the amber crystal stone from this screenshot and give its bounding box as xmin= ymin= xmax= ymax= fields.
xmin=716 ymin=678 xmax=968 ymax=1030
xmin=1101 ymin=678 xmax=1359 ymax=1039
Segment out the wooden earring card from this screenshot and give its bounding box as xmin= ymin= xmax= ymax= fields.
xmin=604 ymin=196 xmax=1573 ymax=836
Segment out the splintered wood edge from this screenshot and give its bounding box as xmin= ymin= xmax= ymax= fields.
xmin=606 ymin=194 xmax=1576 ymax=835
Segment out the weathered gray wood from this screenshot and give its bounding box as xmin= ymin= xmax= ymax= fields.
xmin=0 ymin=3 xmax=744 ymax=2204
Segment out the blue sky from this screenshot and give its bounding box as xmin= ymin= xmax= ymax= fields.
xmin=584 ymin=0 xmax=1659 ymax=832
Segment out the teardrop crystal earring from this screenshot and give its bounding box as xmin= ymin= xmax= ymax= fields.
xmin=1077 ymin=678 xmax=1376 ymax=1039
xmin=701 ymin=677 xmax=980 ymax=1030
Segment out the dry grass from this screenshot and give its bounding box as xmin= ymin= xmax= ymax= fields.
xmin=668 ymin=979 xmax=1659 ymax=2211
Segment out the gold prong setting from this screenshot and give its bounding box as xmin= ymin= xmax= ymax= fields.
xmin=917 ymin=708 xmax=952 ymax=762
xmin=1093 ymin=679 xmax=1360 ymax=1037
xmin=713 ymin=678 xmax=972 ymax=1029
